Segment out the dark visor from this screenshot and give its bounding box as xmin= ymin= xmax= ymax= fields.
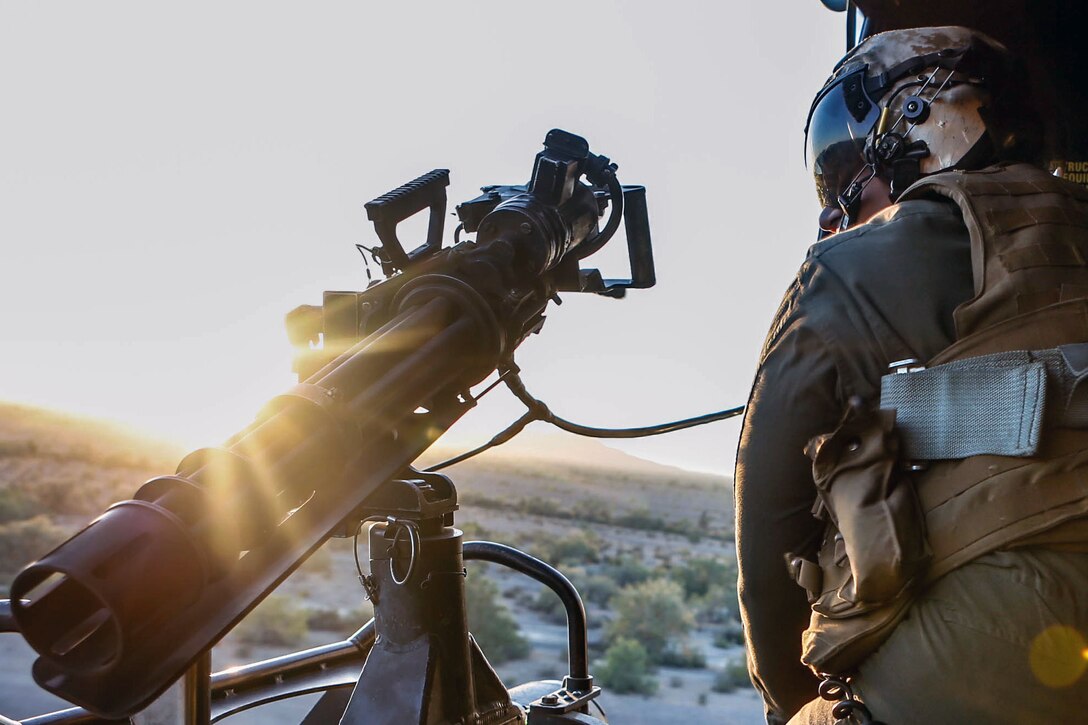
xmin=805 ymin=69 xmax=881 ymax=208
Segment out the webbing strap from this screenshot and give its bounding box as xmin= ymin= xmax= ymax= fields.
xmin=881 ymin=352 xmax=1046 ymax=459
xmin=881 ymin=343 xmax=1088 ymax=459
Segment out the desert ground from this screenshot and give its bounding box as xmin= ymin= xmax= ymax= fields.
xmin=0 ymin=402 xmax=762 ymax=724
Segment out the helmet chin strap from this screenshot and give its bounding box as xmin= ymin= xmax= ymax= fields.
xmin=836 ymin=164 xmax=876 ymax=231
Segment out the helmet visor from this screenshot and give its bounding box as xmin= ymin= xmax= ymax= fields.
xmin=805 ymin=69 xmax=881 ymax=208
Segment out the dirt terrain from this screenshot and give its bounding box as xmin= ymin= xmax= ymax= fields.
xmin=0 ymin=403 xmax=762 ymax=724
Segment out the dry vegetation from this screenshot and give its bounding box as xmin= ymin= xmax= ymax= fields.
xmin=0 ymin=402 xmax=183 ymax=579
xmin=0 ymin=402 xmax=761 ymax=724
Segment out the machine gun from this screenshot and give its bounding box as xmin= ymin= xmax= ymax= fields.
xmin=0 ymin=130 xmax=657 ymax=725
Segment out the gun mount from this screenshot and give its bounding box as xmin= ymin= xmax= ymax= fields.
xmin=3 ymin=129 xmax=655 ymax=724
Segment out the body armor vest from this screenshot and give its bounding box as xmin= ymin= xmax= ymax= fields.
xmin=798 ymin=164 xmax=1088 ymax=674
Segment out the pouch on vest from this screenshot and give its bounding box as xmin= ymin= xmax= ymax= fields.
xmin=800 ymin=584 xmax=913 ymax=675
xmin=804 ymin=402 xmax=930 ymax=607
xmin=795 ymin=402 xmax=930 ymax=673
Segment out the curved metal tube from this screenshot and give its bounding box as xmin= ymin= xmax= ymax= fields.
xmin=15 ymin=621 xmax=377 ymax=725
xmin=212 ymin=619 xmax=375 ymax=692
xmin=18 ymin=708 xmax=107 ymax=724
xmin=0 ymin=599 xmax=17 ymax=634
xmin=463 ymin=541 xmax=590 ymax=690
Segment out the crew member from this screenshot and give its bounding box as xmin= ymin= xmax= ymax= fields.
xmin=735 ymin=26 xmax=1088 ymax=724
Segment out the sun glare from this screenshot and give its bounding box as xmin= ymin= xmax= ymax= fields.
xmin=1029 ymin=625 xmax=1088 ymax=688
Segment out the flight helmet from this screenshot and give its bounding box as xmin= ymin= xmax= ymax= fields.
xmin=805 ymin=26 xmax=1035 ymax=228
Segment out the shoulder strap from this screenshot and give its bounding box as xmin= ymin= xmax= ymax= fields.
xmin=902 ymin=164 xmax=1088 ymax=358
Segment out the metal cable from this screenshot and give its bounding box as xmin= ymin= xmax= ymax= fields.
xmin=425 ymin=368 xmax=744 ymax=471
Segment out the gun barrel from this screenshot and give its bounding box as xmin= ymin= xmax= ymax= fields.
xmin=10 ymin=129 xmax=642 ymax=719
xmin=11 ymin=288 xmax=493 ymax=718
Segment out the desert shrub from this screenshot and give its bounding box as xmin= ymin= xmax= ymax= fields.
xmin=657 ymin=643 xmax=707 ymax=669
xmin=671 ymin=556 xmax=733 ymax=600
xmin=573 ymin=572 xmax=618 ymax=607
xmin=697 ymin=510 xmax=712 ymax=530
xmin=711 ymin=659 xmax=752 ymax=694
xmin=576 ymin=497 xmax=613 ymax=524
xmin=521 ymin=497 xmax=564 ymax=518
xmin=613 ymin=508 xmax=665 ymax=531
xmin=0 ymin=515 xmax=66 ymax=574
xmin=601 ymin=556 xmax=652 ymax=588
xmin=697 ymin=581 xmax=741 ymax=625
xmin=0 ymin=488 xmax=42 ymax=523
xmin=559 ymin=531 xmax=602 ymax=564
xmin=0 ymin=439 xmax=37 ymax=457
xmin=607 ymin=578 xmax=694 ymax=661
xmin=234 ymin=595 xmax=309 ymax=646
xmin=540 ymin=530 xmax=601 ymax=567
xmin=595 ymin=637 xmax=657 ymax=695
xmin=466 ymin=570 xmax=530 ymax=664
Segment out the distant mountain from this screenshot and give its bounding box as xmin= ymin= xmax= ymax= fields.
xmin=426 ymin=431 xmax=721 ymax=480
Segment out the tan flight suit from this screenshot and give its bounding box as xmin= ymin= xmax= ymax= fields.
xmin=736 ymin=164 xmax=1088 ymax=724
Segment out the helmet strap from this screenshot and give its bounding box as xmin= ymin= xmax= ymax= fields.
xmin=836 ymin=164 xmax=876 ymax=230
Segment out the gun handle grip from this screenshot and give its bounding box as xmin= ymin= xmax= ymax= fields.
xmin=364 ymin=169 xmax=450 ymax=274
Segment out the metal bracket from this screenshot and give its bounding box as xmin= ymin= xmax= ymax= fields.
xmin=528 ymin=684 xmax=602 ymax=717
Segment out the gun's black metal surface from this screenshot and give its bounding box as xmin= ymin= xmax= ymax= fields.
xmin=334 ymin=473 xmax=520 ymax=725
xmin=12 ymin=301 xmax=481 ymax=718
xmin=585 ymin=184 xmax=655 ymax=298
xmin=8 ymin=130 xmax=645 ymax=721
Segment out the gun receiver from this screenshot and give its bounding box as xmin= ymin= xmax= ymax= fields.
xmin=9 ymin=129 xmax=654 ymax=719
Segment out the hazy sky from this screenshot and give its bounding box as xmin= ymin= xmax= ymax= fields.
xmin=0 ymin=2 xmax=844 ymax=475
